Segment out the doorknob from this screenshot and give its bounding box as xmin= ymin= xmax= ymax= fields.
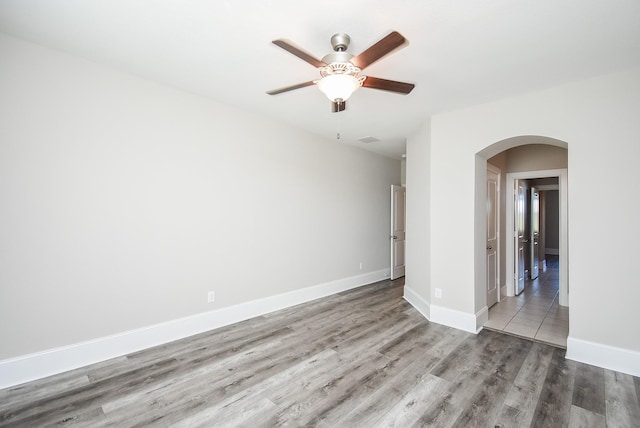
xmin=391 ymin=235 xmax=398 ymax=239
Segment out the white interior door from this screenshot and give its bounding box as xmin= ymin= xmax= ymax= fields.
xmin=487 ymin=166 xmax=500 ymax=306
xmin=515 ymin=181 xmax=526 ymax=295
xmin=530 ymin=187 xmax=540 ymax=279
xmin=505 ymin=169 xmax=567 ymax=305
xmin=390 ymin=185 xmax=406 ymax=280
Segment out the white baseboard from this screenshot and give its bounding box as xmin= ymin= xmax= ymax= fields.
xmin=0 ymin=269 xmax=389 ymax=390
xmin=475 ymin=306 xmax=488 ymax=332
xmin=500 ymin=284 xmax=508 ymax=298
xmin=566 ymin=336 xmax=640 ymax=377
xmin=429 ymin=304 xmax=478 ymax=333
xmin=403 ymin=285 xmax=430 ymax=319
xmin=404 ymin=288 xmax=485 ymax=334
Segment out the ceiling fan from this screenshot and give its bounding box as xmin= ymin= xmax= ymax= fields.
xmin=266 ymin=31 xmax=415 ymax=112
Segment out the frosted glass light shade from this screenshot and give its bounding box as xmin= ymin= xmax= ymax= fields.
xmin=316 ymin=74 xmax=360 ymax=102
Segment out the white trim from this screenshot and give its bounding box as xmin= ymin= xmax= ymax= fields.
xmin=566 ymin=336 xmax=640 ymax=377
xmin=505 ymin=168 xmax=568 ymax=306
xmin=475 ymin=306 xmax=489 ymax=332
xmin=430 ymin=304 xmax=479 ymax=333
xmin=403 ymin=285 xmax=430 ymax=319
xmin=500 ymin=284 xmax=507 ymax=300
xmin=536 ymin=184 xmax=559 ymax=191
xmin=487 ymin=163 xmax=501 ymax=304
xmin=403 ymin=288 xmax=486 ymax=333
xmin=0 ymin=269 xmax=389 ymax=389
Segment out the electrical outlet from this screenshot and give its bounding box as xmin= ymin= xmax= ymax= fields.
xmin=207 ymin=291 xmax=215 ymax=303
xmin=435 ymin=288 xmax=442 ymax=299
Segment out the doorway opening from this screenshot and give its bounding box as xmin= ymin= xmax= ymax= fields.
xmin=474 ymin=136 xmax=568 ymax=342
xmin=505 ymin=169 xmax=568 ymax=305
xmin=487 ymin=171 xmax=568 ymax=347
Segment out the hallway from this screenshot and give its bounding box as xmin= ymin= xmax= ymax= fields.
xmin=485 ymin=256 xmax=569 ymax=348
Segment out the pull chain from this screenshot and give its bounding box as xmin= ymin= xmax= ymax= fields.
xmin=336 ymin=109 xmax=341 ymax=140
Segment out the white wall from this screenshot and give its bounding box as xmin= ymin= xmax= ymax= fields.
xmin=0 ymin=34 xmax=400 ymax=364
xmin=403 ymin=120 xmax=431 ymax=317
xmin=406 ymin=66 xmax=640 ymax=373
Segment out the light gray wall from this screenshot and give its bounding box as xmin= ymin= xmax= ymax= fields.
xmin=0 ymin=35 xmax=400 ymax=360
xmin=407 ymin=65 xmax=640 ymax=354
xmin=404 ymin=120 xmax=431 ymax=315
xmin=506 ymin=144 xmax=568 ymax=172
xmin=545 ymin=190 xmax=560 ymax=251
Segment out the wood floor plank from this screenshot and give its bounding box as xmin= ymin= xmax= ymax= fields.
xmin=169 ymin=349 xmax=344 ymax=428
xmin=572 ymin=361 xmax=605 ymax=416
xmin=411 ymin=331 xmax=516 ymax=427
xmin=452 ymin=334 xmax=533 ymax=427
xmin=100 ymin=338 xmax=287 ymax=415
xmin=267 ymin=350 xmax=397 ymax=426
xmin=0 ymin=355 xmax=128 ymax=414
xmin=273 ymin=316 xmax=440 ymax=426
xmin=530 ymin=347 xmax=577 ymax=427
xmin=170 ymin=396 xmax=277 ymax=428
xmin=0 ymin=373 xmax=91 ymax=414
xmin=604 ymin=369 xmax=640 ymax=428
xmin=499 ymin=341 xmax=555 ymax=427
xmin=493 ymin=403 xmax=526 ymax=428
xmin=212 ymin=348 xmax=354 ymax=421
xmin=100 ymin=340 xmax=325 ymax=426
xmin=568 ymin=404 xmax=605 ymax=428
xmin=1 ymin=279 xmax=639 ymax=427
xmin=336 ymin=327 xmax=467 ymax=427
xmin=1 ymin=356 xmax=183 ymax=427
xmin=429 ymin=328 xmax=512 ymax=382
xmin=365 ymin=374 xmax=450 ymax=427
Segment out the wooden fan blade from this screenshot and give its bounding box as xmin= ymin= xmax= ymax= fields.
xmin=332 ymin=100 xmax=346 ymax=113
xmin=362 ymin=76 xmax=415 ymax=94
xmin=272 ymin=39 xmax=327 ymax=68
xmin=351 ymin=31 xmax=407 ymax=70
xmin=266 ymin=81 xmax=316 ymax=95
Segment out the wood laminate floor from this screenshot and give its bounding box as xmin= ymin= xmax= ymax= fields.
xmin=2 ymin=279 xmax=640 ymax=427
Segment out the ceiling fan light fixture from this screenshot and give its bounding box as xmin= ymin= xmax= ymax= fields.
xmin=267 ymin=31 xmax=414 ymax=109
xmin=316 ymin=74 xmax=361 ymax=102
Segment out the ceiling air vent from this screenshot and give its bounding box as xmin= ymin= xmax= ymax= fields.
xmin=358 ymin=136 xmax=380 ymax=144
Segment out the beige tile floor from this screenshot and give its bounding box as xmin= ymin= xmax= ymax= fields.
xmin=485 ymin=256 xmax=569 ymax=348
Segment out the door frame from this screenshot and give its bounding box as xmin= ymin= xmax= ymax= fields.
xmin=505 ymin=168 xmax=568 ymax=306
xmin=486 ymin=164 xmax=501 ymax=306
xmin=530 ymin=186 xmax=540 ymax=280
xmin=515 ymin=179 xmax=527 ymax=295
xmin=390 ymin=185 xmax=406 ymax=280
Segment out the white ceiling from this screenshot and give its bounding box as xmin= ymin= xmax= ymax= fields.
xmin=1 ymin=0 xmax=640 ymax=159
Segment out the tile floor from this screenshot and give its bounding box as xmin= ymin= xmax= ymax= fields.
xmin=485 ymin=256 xmax=569 ymax=348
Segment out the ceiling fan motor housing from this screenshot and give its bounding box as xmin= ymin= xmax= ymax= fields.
xmin=323 ymin=33 xmax=354 ymax=65
xmin=330 ymin=33 xmax=351 ymax=51
xmin=321 ymin=50 xmax=354 ymax=65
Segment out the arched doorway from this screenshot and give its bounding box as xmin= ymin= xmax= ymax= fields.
xmin=475 ymin=136 xmax=568 ymax=343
